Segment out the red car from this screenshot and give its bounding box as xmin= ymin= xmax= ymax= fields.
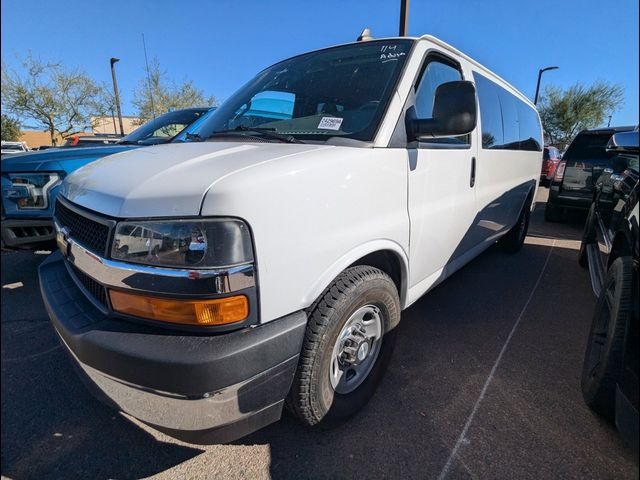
xmin=540 ymin=146 xmax=562 ymax=186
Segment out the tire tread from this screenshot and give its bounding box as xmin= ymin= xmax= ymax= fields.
xmin=287 ymin=266 xmax=396 ymax=426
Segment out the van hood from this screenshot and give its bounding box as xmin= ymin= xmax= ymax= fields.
xmin=1 ymin=145 xmax=135 ymax=173
xmin=60 ymin=142 xmax=332 ymax=218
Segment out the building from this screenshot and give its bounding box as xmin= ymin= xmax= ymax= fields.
xmin=19 ymin=130 xmax=58 ymax=149
xmin=91 ymin=115 xmax=140 ymax=135
xmin=19 ymin=115 xmax=141 ymax=149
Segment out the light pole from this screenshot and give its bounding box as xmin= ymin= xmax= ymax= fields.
xmin=607 ymin=115 xmax=612 ymax=127
xmin=399 ymin=0 xmax=409 ymax=36
xmin=110 ymin=58 xmax=125 ymax=136
xmin=534 ymin=66 xmax=559 ymax=106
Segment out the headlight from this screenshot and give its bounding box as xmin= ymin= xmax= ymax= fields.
xmin=4 ymin=173 xmax=61 ymax=209
xmin=111 ymin=219 xmax=253 ymax=268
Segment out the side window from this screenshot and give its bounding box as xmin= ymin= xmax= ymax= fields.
xmin=474 ymin=71 xmax=541 ymax=151
xmin=474 ymin=72 xmax=504 ymax=149
xmin=517 ymin=101 xmax=542 ymax=151
xmin=499 ymin=89 xmax=519 ymax=149
xmin=414 ymin=57 xmax=469 ymax=146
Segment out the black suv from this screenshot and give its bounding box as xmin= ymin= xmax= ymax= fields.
xmin=578 ymin=129 xmax=638 ymax=452
xmin=546 ymin=126 xmax=636 ymax=222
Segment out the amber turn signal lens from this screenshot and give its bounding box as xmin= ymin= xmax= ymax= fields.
xmin=109 ymin=290 xmax=249 ymax=326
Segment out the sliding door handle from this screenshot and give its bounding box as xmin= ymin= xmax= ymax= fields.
xmin=470 ymin=157 xmax=476 ymax=188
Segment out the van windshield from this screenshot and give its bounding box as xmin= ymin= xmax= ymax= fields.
xmin=189 ymin=40 xmax=414 ymax=143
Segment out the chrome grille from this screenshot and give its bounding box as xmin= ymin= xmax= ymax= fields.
xmin=55 ymin=201 xmax=111 ymax=255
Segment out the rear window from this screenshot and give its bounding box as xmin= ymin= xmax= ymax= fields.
xmin=563 ymin=133 xmax=612 ymax=161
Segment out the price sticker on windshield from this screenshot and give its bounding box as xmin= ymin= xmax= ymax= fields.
xmin=318 ymin=117 xmax=343 ymax=131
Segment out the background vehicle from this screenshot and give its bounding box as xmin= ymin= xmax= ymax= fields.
xmin=540 ymin=145 xmax=561 ymax=186
xmin=1 ymin=141 xmax=29 ymax=156
xmin=1 ymin=107 xmax=214 ymax=249
xmin=62 ymin=134 xmax=121 ymax=148
xmin=545 ymin=126 xmax=636 ymax=222
xmin=578 ymin=129 xmax=639 ymax=452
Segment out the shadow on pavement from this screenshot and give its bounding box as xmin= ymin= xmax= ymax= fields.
xmin=1 ymin=252 xmax=203 ymax=480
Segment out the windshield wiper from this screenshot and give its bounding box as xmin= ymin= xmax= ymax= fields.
xmin=208 ymin=126 xmax=303 ymax=144
xmin=117 ymin=140 xmax=139 ymax=145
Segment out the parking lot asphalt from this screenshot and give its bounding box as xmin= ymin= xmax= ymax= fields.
xmin=1 ymin=188 xmax=639 ymax=480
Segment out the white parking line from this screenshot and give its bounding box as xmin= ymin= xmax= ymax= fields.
xmin=437 ymin=240 xmax=556 ymax=480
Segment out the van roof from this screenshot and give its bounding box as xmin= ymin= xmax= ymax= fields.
xmin=418 ymin=35 xmax=535 ymax=109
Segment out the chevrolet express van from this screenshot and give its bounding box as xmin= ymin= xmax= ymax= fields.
xmin=39 ymin=34 xmax=543 ymax=443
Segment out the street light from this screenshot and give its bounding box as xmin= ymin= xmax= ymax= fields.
xmin=110 ymin=58 xmax=125 ymax=136
xmin=534 ymin=66 xmax=559 ymax=106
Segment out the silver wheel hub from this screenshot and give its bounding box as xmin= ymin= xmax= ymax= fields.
xmin=357 ymin=342 xmax=369 ymax=362
xmin=330 ymin=305 xmax=383 ymax=394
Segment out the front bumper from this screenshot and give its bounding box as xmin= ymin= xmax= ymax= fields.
xmin=39 ymin=251 xmax=307 ymax=443
xmin=1 ymin=217 xmax=55 ymax=249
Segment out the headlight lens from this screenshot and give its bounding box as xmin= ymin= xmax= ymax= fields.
xmin=4 ymin=173 xmax=61 ymax=209
xmin=111 ymin=219 xmax=253 ymax=268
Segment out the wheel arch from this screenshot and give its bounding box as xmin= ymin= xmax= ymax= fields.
xmin=302 ymin=240 xmax=409 ymax=311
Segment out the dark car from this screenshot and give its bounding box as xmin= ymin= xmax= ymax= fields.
xmin=540 ymin=145 xmax=562 ymax=186
xmin=578 ymin=129 xmax=639 ymax=452
xmin=1 ymin=107 xmax=214 ymax=249
xmin=545 ymin=126 xmax=636 ymax=222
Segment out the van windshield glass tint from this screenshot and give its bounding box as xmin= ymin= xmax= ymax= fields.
xmin=189 ymin=40 xmax=414 ymax=142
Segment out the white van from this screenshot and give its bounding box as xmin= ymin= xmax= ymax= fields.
xmin=40 ymin=34 xmax=542 ymax=443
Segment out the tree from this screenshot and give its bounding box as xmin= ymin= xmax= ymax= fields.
xmin=1 ymin=114 xmax=21 ymax=141
xmin=538 ymin=81 xmax=624 ymax=150
xmin=132 ymin=58 xmax=217 ymax=123
xmin=1 ymin=55 xmax=113 ymax=145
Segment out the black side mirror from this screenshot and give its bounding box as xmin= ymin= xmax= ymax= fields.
xmin=406 ymin=80 xmax=477 ymax=142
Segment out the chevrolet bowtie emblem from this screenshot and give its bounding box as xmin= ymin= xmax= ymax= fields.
xmin=56 ymin=226 xmax=72 ymax=257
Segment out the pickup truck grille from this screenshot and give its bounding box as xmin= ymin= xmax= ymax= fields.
xmin=55 ymin=200 xmax=111 ymax=255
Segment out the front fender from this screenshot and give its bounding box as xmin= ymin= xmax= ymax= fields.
xmin=302 ymin=239 xmax=409 ymax=310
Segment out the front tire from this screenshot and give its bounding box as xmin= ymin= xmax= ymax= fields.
xmin=581 ymin=256 xmax=634 ymax=420
xmin=287 ymin=266 xmax=400 ymax=426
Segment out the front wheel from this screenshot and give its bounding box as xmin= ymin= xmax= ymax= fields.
xmin=287 ymin=266 xmax=400 ymax=426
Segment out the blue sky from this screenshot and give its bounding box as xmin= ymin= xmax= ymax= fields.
xmin=2 ymin=0 xmax=638 ymax=127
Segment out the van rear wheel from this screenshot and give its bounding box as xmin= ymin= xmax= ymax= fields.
xmin=500 ymin=198 xmax=531 ymax=253
xmin=287 ymin=266 xmax=400 ymax=426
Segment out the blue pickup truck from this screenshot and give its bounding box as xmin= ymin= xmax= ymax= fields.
xmin=1 ymin=107 xmax=214 ymax=249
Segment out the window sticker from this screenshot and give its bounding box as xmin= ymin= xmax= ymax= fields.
xmin=318 ymin=117 xmax=343 ymax=130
